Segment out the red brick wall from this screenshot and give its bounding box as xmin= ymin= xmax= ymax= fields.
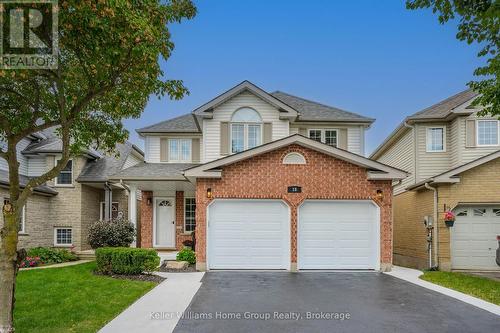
xmin=140 ymin=191 xmax=153 ymax=248
xmin=176 ymin=191 xmax=193 ymax=250
xmin=195 ymin=144 xmax=393 ymax=268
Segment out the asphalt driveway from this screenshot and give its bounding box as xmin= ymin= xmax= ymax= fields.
xmin=174 ymin=272 xmax=499 ymax=333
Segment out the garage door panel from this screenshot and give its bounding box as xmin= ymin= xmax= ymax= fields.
xmin=451 ymin=206 xmax=500 ymax=270
xmin=299 ymin=200 xmax=379 ymax=270
xmin=208 ymin=200 xmax=289 ymax=270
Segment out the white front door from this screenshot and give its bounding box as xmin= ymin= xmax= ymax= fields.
xmin=451 ymin=206 xmax=500 ymax=270
xmin=298 ymin=200 xmax=380 ymax=270
xmin=154 ymin=198 xmax=175 ymax=248
xmin=207 ymin=199 xmax=290 ymax=270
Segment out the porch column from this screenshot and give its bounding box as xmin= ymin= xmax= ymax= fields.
xmin=104 ymin=184 xmax=113 ymax=221
xmin=128 ymin=184 xmax=138 ymax=247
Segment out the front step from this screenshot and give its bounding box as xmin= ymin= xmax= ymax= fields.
xmin=76 ymin=250 xmax=96 ymax=261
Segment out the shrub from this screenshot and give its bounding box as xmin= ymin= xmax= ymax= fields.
xmin=95 ymin=247 xmax=160 ymax=275
xmin=176 ymin=248 xmax=196 ymax=264
xmin=27 ymin=247 xmax=78 ymax=264
xmin=18 ymin=256 xmax=42 ymax=268
xmin=88 ymin=218 xmax=135 ymax=249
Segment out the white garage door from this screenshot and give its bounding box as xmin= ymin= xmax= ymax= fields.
xmin=298 ymin=200 xmax=380 ymax=270
xmin=207 ymin=200 xmax=290 ymax=270
xmin=451 ymin=206 xmax=500 ymax=270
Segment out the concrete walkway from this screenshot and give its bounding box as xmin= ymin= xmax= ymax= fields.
xmin=99 ymin=272 xmax=204 ymax=333
xmin=385 ymin=266 xmax=500 ymax=316
xmin=21 ymin=260 xmax=92 ymax=270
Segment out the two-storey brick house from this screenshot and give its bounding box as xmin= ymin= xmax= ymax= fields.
xmin=371 ymin=89 xmax=500 ymax=271
xmin=112 ymin=81 xmax=406 ymax=271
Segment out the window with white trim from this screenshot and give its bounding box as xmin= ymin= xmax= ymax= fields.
xmin=283 ymin=152 xmax=306 ymax=164
xmin=477 ymin=120 xmax=499 ymax=146
xmin=184 ymin=198 xmax=196 ymax=232
xmin=3 ymin=198 xmax=25 ymax=233
xmin=55 ymin=159 xmax=73 ymax=185
xmin=426 ymin=127 xmax=445 ymax=152
xmin=100 ymin=202 xmax=119 ymax=220
xmin=54 ymin=228 xmax=72 ymax=246
xmin=308 ymin=129 xmax=338 ymax=147
xmin=169 ymin=139 xmax=191 ymax=162
xmin=230 ymin=108 xmax=263 ymax=153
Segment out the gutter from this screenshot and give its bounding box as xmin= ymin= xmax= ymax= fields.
xmin=424 ymin=182 xmax=439 ymax=269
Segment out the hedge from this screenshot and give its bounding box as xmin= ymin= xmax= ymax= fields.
xmin=95 ymin=247 xmax=160 ymax=275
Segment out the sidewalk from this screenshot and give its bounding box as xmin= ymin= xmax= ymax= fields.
xmin=100 ymin=272 xmax=204 ymax=333
xmin=385 ymin=266 xmax=500 ymax=316
xmin=21 ymin=260 xmax=92 ymax=271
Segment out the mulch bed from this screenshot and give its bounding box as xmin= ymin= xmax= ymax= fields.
xmin=94 ymin=271 xmax=166 ymax=283
xmin=158 ymin=262 xmax=197 ymax=273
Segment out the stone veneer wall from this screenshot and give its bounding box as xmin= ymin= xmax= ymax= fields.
xmin=194 ymin=144 xmax=393 ymax=271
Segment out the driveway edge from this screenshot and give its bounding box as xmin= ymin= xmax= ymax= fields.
xmin=385 ymin=266 xmax=500 ymax=316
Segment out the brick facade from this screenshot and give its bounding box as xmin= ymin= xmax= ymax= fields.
xmin=140 ymin=191 xmax=153 ymax=248
xmin=392 ymin=157 xmax=500 ymax=271
xmin=139 ymin=190 xmax=193 ymax=250
xmin=194 ymin=144 xmax=393 ymax=271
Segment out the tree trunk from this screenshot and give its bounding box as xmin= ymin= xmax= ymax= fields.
xmin=0 ymin=210 xmax=19 ymax=333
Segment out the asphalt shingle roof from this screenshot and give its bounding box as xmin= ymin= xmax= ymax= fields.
xmin=110 ymin=163 xmax=198 ymax=180
xmin=408 ymin=89 xmax=479 ymax=120
xmin=271 ymin=91 xmax=375 ymax=123
xmin=136 ymin=114 xmax=202 ymax=134
xmin=77 ymin=142 xmax=139 ymax=182
xmin=0 ymin=170 xmax=58 ymax=195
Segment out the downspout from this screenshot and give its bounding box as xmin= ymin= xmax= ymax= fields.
xmin=424 ymin=182 xmax=439 ymax=269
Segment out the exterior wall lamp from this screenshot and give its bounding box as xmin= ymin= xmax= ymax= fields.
xmin=376 ymin=189 xmax=383 ymax=200
xmin=207 ymin=188 xmax=213 ymax=199
xmin=147 ymin=198 xmax=152 ymax=206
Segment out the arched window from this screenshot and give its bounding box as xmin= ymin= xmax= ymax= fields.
xmin=283 ymin=152 xmax=306 ymax=165
xmin=230 ymin=108 xmax=263 ymax=153
xmin=231 ymin=107 xmax=262 ymax=122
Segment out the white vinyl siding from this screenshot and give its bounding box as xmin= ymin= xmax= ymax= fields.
xmin=202 ymin=91 xmax=289 ymax=162
xmin=27 ymin=156 xmax=46 ymax=177
xmin=416 ymin=123 xmax=450 ymax=182
xmin=0 ymin=138 xmax=31 ymax=175
xmin=123 ymin=153 xmax=142 ymax=170
xmin=289 ymin=125 xmax=364 ymax=155
xmin=144 ymin=136 xmax=161 ymax=163
xmin=449 ymin=117 xmax=461 ymax=168
xmin=377 ymin=128 xmax=414 ymax=195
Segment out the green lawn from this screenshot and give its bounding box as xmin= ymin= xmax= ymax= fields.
xmin=420 ymin=271 xmax=500 ymax=305
xmin=14 ymin=262 xmax=156 ymax=333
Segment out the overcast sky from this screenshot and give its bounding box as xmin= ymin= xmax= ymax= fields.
xmin=124 ymin=0 xmax=483 ymax=155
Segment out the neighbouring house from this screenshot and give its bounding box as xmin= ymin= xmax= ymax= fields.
xmin=0 ymin=128 xmax=144 ymax=252
xmin=371 ymin=89 xmax=500 ymax=271
xmin=111 ymin=81 xmax=407 ymax=271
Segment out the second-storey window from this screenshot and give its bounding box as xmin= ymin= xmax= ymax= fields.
xmin=477 ymin=120 xmax=499 ymax=146
xmin=308 ymin=129 xmax=338 ymax=147
xmin=55 ymin=160 xmax=73 ymax=185
xmin=169 ymin=139 xmax=191 ymax=162
xmin=230 ymin=108 xmax=262 ymax=154
xmin=426 ymin=127 xmax=445 ymax=152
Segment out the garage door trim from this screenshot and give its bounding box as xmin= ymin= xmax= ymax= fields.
xmin=297 ymin=199 xmax=381 ymax=270
xmin=206 ymin=199 xmax=291 ymax=270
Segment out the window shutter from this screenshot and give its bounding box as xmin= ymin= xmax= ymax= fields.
xmin=338 ymin=129 xmax=348 ymax=150
xmin=465 ymin=120 xmax=476 ymax=147
xmin=299 ymin=128 xmax=307 ymax=136
xmin=160 ymin=138 xmax=168 ymax=162
xmin=191 ymin=138 xmax=200 ymax=163
xmin=263 ymin=123 xmax=273 ymax=143
xmin=220 ymin=122 xmax=229 ymax=155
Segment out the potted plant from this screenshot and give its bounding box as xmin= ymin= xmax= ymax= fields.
xmin=444 ymin=211 xmax=455 ymax=227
